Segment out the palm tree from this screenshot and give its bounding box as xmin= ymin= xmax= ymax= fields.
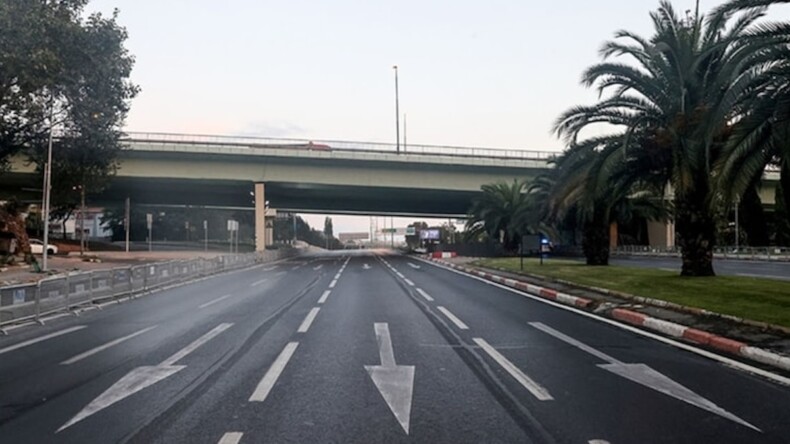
xmin=714 ymin=1 xmax=790 ymax=241
xmin=465 ymin=180 xmax=533 ymax=252
xmin=554 ymin=1 xmax=769 ymax=276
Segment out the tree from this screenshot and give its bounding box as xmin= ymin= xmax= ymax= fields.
xmin=554 ymin=1 xmax=770 ymax=275
xmin=0 ymin=1 xmax=138 ymax=251
xmin=323 ymin=217 xmax=333 ymax=249
xmin=465 ymin=180 xmax=532 ymax=253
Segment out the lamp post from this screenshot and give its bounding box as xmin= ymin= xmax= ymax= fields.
xmin=393 ymin=65 xmax=400 ymax=154
xmin=41 ymin=104 xmax=55 ymax=272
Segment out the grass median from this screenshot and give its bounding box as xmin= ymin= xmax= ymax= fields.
xmin=473 ymin=257 xmax=790 ymax=329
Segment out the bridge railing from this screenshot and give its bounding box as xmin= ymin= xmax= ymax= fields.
xmin=0 ymin=249 xmax=295 ymax=331
xmin=123 ymin=131 xmax=559 ymax=161
xmin=613 ymin=245 xmax=790 ymax=261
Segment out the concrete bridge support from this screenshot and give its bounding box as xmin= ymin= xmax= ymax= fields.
xmin=254 ymin=182 xmax=266 ymax=252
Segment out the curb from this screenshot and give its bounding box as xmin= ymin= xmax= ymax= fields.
xmin=427 ymin=257 xmax=790 ymax=374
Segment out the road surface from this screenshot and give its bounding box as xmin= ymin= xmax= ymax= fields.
xmin=1 ymin=251 xmax=788 ymax=443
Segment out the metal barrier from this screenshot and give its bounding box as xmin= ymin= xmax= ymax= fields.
xmin=613 ymin=245 xmax=790 ymax=261
xmin=0 ymin=250 xmax=295 ymax=329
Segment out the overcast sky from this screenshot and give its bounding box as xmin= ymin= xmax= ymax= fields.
xmin=85 ymin=0 xmax=789 ymax=235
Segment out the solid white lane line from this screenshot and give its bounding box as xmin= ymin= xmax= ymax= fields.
xmin=318 ymin=290 xmax=331 ymax=304
xmin=0 ymin=325 xmax=87 ymax=356
xmin=416 ymin=288 xmax=434 ymax=302
xmin=198 ymin=294 xmax=233 ymax=309
xmin=249 ymin=342 xmax=300 ymax=402
xmin=473 ymin=337 xmax=554 ymax=401
xmin=61 ymin=326 xmax=158 ymax=365
xmin=297 ymin=307 xmax=321 ymax=333
xmin=218 ymin=432 xmax=244 ymax=444
xmin=160 ymin=323 xmax=233 ymax=366
xmin=403 ymin=278 xmax=415 ymax=286
xmin=251 ymin=278 xmax=268 ymax=287
xmin=329 ymin=279 xmax=337 ymax=288
xmin=437 ymin=306 xmax=469 ymax=330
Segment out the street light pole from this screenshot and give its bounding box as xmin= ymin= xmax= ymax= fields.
xmin=41 ymin=104 xmax=55 ymax=272
xmin=393 ymin=65 xmax=400 ymax=154
xmin=735 ymin=197 xmax=740 ymax=252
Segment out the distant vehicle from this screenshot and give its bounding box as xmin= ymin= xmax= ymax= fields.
xmin=306 ymin=141 xmax=331 ymax=151
xmin=29 ymin=239 xmax=58 ymax=255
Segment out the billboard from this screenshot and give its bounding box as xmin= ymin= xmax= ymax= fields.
xmin=419 ymin=229 xmax=441 ymax=240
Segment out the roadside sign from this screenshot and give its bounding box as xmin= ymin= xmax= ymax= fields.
xmin=405 ymin=226 xmax=416 ymax=236
xmin=146 ymin=213 xmax=153 ymax=229
xmin=381 ymin=228 xmax=397 ymax=234
xmin=203 ymin=220 xmax=208 ymax=230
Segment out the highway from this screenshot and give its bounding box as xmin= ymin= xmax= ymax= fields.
xmin=610 ymin=256 xmax=790 ymax=280
xmin=0 ymin=251 xmax=788 ymax=443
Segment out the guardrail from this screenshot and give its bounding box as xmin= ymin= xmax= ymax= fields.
xmin=123 ymin=131 xmax=559 ymax=161
xmin=0 ymin=249 xmax=295 ymax=330
xmin=613 ymin=245 xmax=790 ymax=261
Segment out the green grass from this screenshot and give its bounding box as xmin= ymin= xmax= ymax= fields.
xmin=473 ymin=257 xmax=790 ymax=329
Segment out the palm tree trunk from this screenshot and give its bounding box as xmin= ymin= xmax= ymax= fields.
xmin=675 ymin=190 xmax=716 ymax=276
xmin=582 ymin=220 xmax=610 ymax=265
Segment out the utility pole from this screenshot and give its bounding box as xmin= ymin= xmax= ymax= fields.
xmin=391 ymin=216 xmax=394 ymax=248
xmin=203 ymin=220 xmax=208 ymax=252
xmin=41 ymin=103 xmax=55 ymax=272
xmin=393 ymin=65 xmax=400 ymax=154
xmin=124 ymin=197 xmax=130 ymax=253
xmin=77 ymin=185 xmax=86 ymax=256
xmin=403 ymin=113 xmax=407 ymax=153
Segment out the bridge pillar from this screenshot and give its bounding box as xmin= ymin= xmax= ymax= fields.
xmin=254 ymin=182 xmax=266 ymax=252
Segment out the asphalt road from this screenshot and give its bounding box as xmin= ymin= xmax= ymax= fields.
xmin=1 ymin=251 xmax=789 ymax=443
xmin=611 ymin=256 xmax=790 ymax=279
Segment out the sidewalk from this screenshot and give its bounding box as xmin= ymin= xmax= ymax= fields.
xmin=0 ymin=251 xmax=225 ymax=286
xmin=430 ymin=255 xmax=790 ymax=375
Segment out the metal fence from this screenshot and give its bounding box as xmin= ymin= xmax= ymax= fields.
xmin=613 ymin=245 xmax=790 ymax=261
xmin=0 ymin=250 xmax=295 ymax=329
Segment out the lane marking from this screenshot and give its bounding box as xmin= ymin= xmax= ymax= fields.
xmin=0 ymin=325 xmax=87 ymax=356
xmin=313 ymin=264 xmax=323 ymax=271
xmin=437 ymin=306 xmax=469 ymax=330
xmin=58 ymin=323 xmax=233 ymax=431
xmin=297 ymin=307 xmax=321 ymax=333
xmin=218 ymin=432 xmax=244 ymax=444
xmin=408 ymin=262 xmax=421 ymax=269
xmin=395 ymin=272 xmax=405 ymax=278
xmin=418 ymin=257 xmax=790 ymax=386
xmin=318 ymin=290 xmax=331 ymax=304
xmin=198 ymin=294 xmax=233 ymax=309
xmin=329 ymin=279 xmax=337 ymax=288
xmin=262 ymin=266 xmax=277 ymax=271
xmin=363 ymin=264 xmax=371 ymax=270
xmin=403 ymin=278 xmax=415 ymax=286
xmin=61 ymin=326 xmax=158 ymax=365
xmin=251 ymin=278 xmax=269 ymax=287
xmin=249 ymin=342 xmax=300 ymax=402
xmin=530 ymin=322 xmax=760 ymax=431
xmin=416 ymin=288 xmax=434 ymax=302
xmin=364 ymin=323 xmax=415 ymax=434
xmin=473 ymin=337 xmax=553 ymax=401
xmin=588 ymin=440 xmax=610 ymax=444
xmin=161 ymin=323 xmax=234 ymax=366
xmin=334 ymin=273 xmax=342 ymax=280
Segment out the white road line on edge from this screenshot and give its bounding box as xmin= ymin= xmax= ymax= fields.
xmin=473 ymin=337 xmax=554 ymax=401
xmin=249 ymin=342 xmax=300 ymax=402
xmin=418 ymin=257 xmax=790 ymax=386
xmin=437 ymin=306 xmax=469 ymax=330
xmin=297 ymin=307 xmax=321 ymax=333
xmin=198 ymin=294 xmax=233 ymax=309
xmin=218 ymin=432 xmax=244 ymax=444
xmin=416 ymin=288 xmax=434 ymax=302
xmin=318 ymin=290 xmax=331 ymax=304
xmin=0 ymin=325 xmax=86 ymax=356
xmin=61 ymin=326 xmax=158 ymax=365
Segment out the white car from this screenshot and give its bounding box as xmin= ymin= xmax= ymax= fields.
xmin=29 ymin=239 xmax=58 ymax=255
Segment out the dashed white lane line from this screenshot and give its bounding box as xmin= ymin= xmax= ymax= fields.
xmin=297 ymin=307 xmax=321 ymax=333
xmin=588 ymin=440 xmax=610 ymax=444
xmin=334 ymin=273 xmax=342 ymax=280
xmin=329 ymin=279 xmax=337 ymax=288
xmin=318 ymin=290 xmax=331 ymax=304
xmin=218 ymin=432 xmax=244 ymax=444
xmin=403 ymin=278 xmax=415 ymax=286
xmin=0 ymin=325 xmax=87 ymax=356
xmin=60 ymin=326 xmax=158 ymax=365
xmin=251 ymin=278 xmax=268 ymax=287
xmin=261 ymin=266 xmax=278 ymax=271
xmin=395 ymin=272 xmax=405 ymax=278
xmin=473 ymin=337 xmax=554 ymax=401
xmin=198 ymin=294 xmax=233 ymax=309
xmin=249 ymin=342 xmax=299 ymax=402
xmin=415 ymin=288 xmax=434 ymax=302
xmin=437 ymin=306 xmax=469 ymax=330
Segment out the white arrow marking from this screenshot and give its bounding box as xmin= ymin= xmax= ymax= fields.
xmin=529 ymin=322 xmax=760 ymax=431
xmin=364 ymin=323 xmax=415 ymax=435
xmin=473 ymin=338 xmax=553 ymax=400
xmin=408 ymin=263 xmax=421 ymax=269
xmin=58 ymin=323 xmax=233 ymax=432
xmin=363 ymin=264 xmax=371 ymax=270
xmin=313 ymin=264 xmax=323 ymax=271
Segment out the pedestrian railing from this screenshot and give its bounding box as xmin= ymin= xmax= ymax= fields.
xmin=613 ymin=245 xmax=790 ymax=261
xmin=0 ymin=250 xmax=295 ymax=330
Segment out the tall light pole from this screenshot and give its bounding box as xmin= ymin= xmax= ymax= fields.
xmin=41 ymin=104 xmax=55 ymax=272
xmin=393 ymin=65 xmax=400 ymax=154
